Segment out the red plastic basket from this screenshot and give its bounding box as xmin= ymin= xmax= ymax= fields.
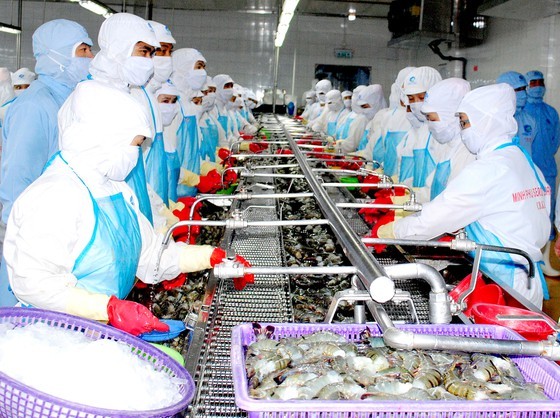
xmin=472 ymin=302 xmax=557 ymax=341
xmin=449 ymin=274 xmax=506 ymax=316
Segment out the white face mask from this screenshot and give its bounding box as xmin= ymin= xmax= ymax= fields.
xmin=105 ymin=145 xmax=140 ymax=181
xmin=460 ymin=127 xmax=482 ymax=155
xmin=227 ymin=96 xmax=239 ymax=110
xmin=14 ymin=89 xmax=25 ymax=97
xmin=186 ymin=68 xmax=207 ymax=90
xmin=152 ymin=56 xmax=173 ymax=83
xmin=48 ymin=50 xmax=92 ymax=88
xmin=201 ymin=93 xmax=215 ymax=112
xmin=305 ymin=98 xmax=313 ymax=105
xmin=120 ymin=56 xmax=154 ymax=87
xmin=218 ymin=87 xmax=234 ymax=103
xmin=408 ymin=102 xmax=426 ymax=124
xmin=406 ymin=110 xmax=424 ymax=129
xmin=159 ymin=102 xmax=178 ymax=126
xmin=317 ymin=92 xmax=326 ymax=103
xmin=360 ymin=107 xmax=376 ymax=120
xmin=427 ymin=120 xmax=459 ymax=144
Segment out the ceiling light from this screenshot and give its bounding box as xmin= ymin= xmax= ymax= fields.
xmin=274 ymin=0 xmax=300 ymax=48
xmin=76 ymin=0 xmax=115 ymax=18
xmin=0 ymin=23 xmax=21 ymax=34
xmin=348 ymin=7 xmax=356 ymax=21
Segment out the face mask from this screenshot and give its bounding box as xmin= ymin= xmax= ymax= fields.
xmin=186 ymin=69 xmax=207 ymax=90
xmin=159 ymin=102 xmax=178 ymax=126
xmin=317 ymin=92 xmax=326 ymax=103
xmin=105 ymin=145 xmax=140 ymax=181
xmin=460 ymin=127 xmax=483 ymax=155
xmin=360 ymin=107 xmax=376 ymax=120
xmin=327 ymin=102 xmax=340 ymax=112
xmin=218 ymin=87 xmax=234 ymax=103
xmin=226 ymin=97 xmax=239 ymax=110
xmin=246 ymin=100 xmax=257 ymax=110
xmin=409 ymin=102 xmax=426 ymax=123
xmin=344 ymin=99 xmax=352 ymax=109
xmin=14 ymin=90 xmax=24 ymax=97
xmin=406 ymin=110 xmax=423 ymax=129
xmin=305 ymin=98 xmax=313 ymax=105
xmin=201 ymin=93 xmax=215 ymax=112
xmin=120 ymin=56 xmax=154 ymax=87
xmin=427 ymin=120 xmax=459 ymax=144
xmin=152 ymin=56 xmax=173 ymax=83
xmin=515 ymin=90 xmax=527 ymax=109
xmin=65 ymin=57 xmax=92 ymax=85
xmin=527 ymin=85 xmax=546 ymax=99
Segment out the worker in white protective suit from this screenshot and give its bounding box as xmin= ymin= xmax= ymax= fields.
xmin=0 ymin=68 xmax=14 ymax=134
xmin=199 ymin=77 xmax=227 ymax=163
xmin=213 ymin=74 xmax=238 ymax=141
xmin=378 ymin=67 xmax=415 ymax=178
xmin=244 ymin=89 xmax=259 ymax=124
xmin=301 ymin=90 xmax=316 ymax=121
xmin=306 ymin=79 xmax=332 ymax=127
xmin=232 ymin=84 xmax=258 ymax=136
xmin=398 ymin=66 xmax=443 ymax=189
xmin=3 ymin=81 xmax=254 ymax=336
xmin=416 ymin=78 xmax=475 ymax=202
xmin=374 ymin=84 xmax=551 ymax=308
xmin=342 ymin=90 xmax=352 ymax=110
xmin=88 ymin=13 xmax=160 ymax=225
xmin=334 ymin=85 xmax=366 ymax=142
xmin=1 ymin=68 xmax=36 ymax=127
xmin=311 ymin=90 xmax=348 ymax=136
xmin=352 ymin=84 xmax=387 ymax=153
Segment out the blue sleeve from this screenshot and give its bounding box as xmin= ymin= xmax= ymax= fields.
xmin=0 ymin=97 xmax=58 ymax=223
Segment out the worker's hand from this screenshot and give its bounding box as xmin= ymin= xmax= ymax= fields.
xmin=249 ymin=142 xmax=268 ymax=153
xmin=197 ymin=169 xmax=222 ymax=193
xmin=364 ymin=214 xmax=396 ymax=253
xmin=276 ymin=148 xmax=293 ymax=155
xmin=391 ymin=195 xmax=409 ymax=205
xmin=158 ymin=205 xmax=179 ymax=226
xmin=172 ymin=197 xmax=201 ymax=244
xmin=217 ymin=148 xmax=232 ymax=163
xmin=201 ymin=160 xmax=223 ymax=175
xmin=179 ymin=168 xmax=200 ymax=187
xmin=358 ymin=195 xmax=393 ymax=224
xmin=168 ymin=200 xmax=185 ymax=213
xmin=209 ymin=248 xmax=255 ymax=290
xmin=358 ymin=174 xmax=381 ymax=193
xmin=107 ymin=296 xmax=169 ymax=336
xmin=159 ymin=273 xmax=187 ymax=291
xmin=223 ymin=169 xmax=238 ymax=187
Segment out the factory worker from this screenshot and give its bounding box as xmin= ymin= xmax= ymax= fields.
xmin=352 ymin=84 xmax=387 ymax=153
xmin=213 ymin=74 xmax=237 ymax=141
xmin=374 ymin=84 xmax=550 ymax=308
xmin=398 ymin=66 xmax=442 ymax=188
xmin=11 ymin=68 xmax=36 ymax=94
xmin=0 ymin=20 xmax=93 ymax=306
xmin=418 ymin=77 xmax=474 ymax=201
xmin=0 ymin=68 xmax=14 ymax=129
xmin=524 ymin=70 xmax=560 ymax=276
xmin=231 ymin=84 xmax=257 ymax=136
xmin=342 ymin=90 xmax=352 ymax=110
xmin=199 ymin=79 xmax=220 ymax=163
xmin=203 ymin=76 xmax=229 ymax=151
xmin=301 ymin=90 xmax=316 ymax=121
xmin=378 ymin=67 xmax=415 ymax=178
xmin=147 ymin=20 xmax=174 ymax=90
xmin=4 ymin=81 xmax=254 ymax=335
xmin=88 ymin=13 xmax=160 ymax=225
xmin=170 ymin=48 xmax=209 ymax=197
xmin=496 ymin=71 xmax=536 ymax=156
xmin=311 ymin=90 xmax=347 ymax=135
xmin=244 ymin=89 xmax=259 ymax=124
xmin=306 ymin=79 xmax=332 ymax=126
xmin=334 ymin=85 xmax=366 ymax=141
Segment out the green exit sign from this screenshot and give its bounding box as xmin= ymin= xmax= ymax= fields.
xmin=334 ymin=48 xmax=353 ymax=59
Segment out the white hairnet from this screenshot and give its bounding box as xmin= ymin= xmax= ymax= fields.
xmin=206 ymin=76 xmax=217 ymax=89
xmin=341 ymin=90 xmax=352 ymax=99
xmin=456 ymin=83 xmax=517 ymax=153
xmin=0 ymin=68 xmax=14 ymax=105
xmin=357 ymin=84 xmax=387 ymax=114
xmin=11 ymin=68 xmax=36 ymax=86
xmin=422 ymin=78 xmax=471 ymax=122
xmin=351 ymin=85 xmax=367 ymax=112
xmin=148 ymin=20 xmax=176 ymax=44
xmin=89 ymin=13 xmax=159 ymax=87
xmin=155 ymin=80 xmax=179 ymax=98
xmin=315 ymin=79 xmax=332 ymax=94
xmin=402 ymin=66 xmax=442 ymax=96
xmin=170 ymin=48 xmax=206 ymax=92
xmin=390 ymin=66 xmax=416 ymax=108
xmin=213 ymin=74 xmax=234 ymax=91
xmin=59 ymin=81 xmax=151 ymax=175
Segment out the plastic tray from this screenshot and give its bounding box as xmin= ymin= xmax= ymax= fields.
xmin=0 ymin=307 xmax=195 ymax=418
xmin=140 ymin=319 xmax=186 ymax=342
xmin=231 ymin=322 xmax=560 ymax=418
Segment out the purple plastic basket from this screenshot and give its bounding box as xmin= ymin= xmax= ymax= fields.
xmin=0 ymin=307 xmax=195 ymax=418
xmin=231 ymin=322 xmax=560 ymax=418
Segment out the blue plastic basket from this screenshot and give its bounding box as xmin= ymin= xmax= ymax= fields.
xmin=231 ymin=322 xmax=560 ymax=418
xmin=0 ymin=307 xmax=195 ymax=418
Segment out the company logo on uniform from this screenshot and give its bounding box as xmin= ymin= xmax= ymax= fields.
xmin=409 ymin=76 xmax=416 ymax=84
xmin=524 ymin=124 xmax=532 ymax=134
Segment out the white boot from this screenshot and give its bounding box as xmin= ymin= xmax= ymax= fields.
xmin=541 ymin=240 xmax=560 ymax=277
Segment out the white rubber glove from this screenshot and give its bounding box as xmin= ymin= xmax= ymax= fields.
xmin=179 ymin=168 xmax=200 ymax=187
xmin=168 ymin=200 xmax=185 ymax=212
xmin=178 ymin=244 xmax=215 ymax=272
xmin=201 ymin=160 xmax=225 ymax=175
xmin=66 ymin=287 xmax=111 ymax=321
xmin=377 ymin=222 xmax=396 ymax=239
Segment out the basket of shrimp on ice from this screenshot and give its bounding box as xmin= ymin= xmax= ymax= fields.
xmin=231 ymin=322 xmax=560 ymax=418
xmin=0 ymin=307 xmax=195 ymax=418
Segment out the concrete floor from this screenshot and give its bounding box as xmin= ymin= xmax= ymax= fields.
xmin=543 ymin=238 xmax=560 ymax=321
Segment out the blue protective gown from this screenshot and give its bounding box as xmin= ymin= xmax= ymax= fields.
xmin=176 ymin=100 xmax=201 ymax=197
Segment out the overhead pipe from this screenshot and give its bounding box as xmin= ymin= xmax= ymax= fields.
xmin=428 ymin=39 xmax=467 ymax=80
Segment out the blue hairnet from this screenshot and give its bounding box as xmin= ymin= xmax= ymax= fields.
xmin=496 ymin=71 xmax=527 ymax=90
xmin=33 ymin=19 xmax=92 ymax=77
xmin=526 ymin=70 xmax=544 ymax=83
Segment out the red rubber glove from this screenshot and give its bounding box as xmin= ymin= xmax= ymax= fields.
xmin=209 ymin=248 xmax=255 ymax=290
xmin=358 ymin=195 xmax=393 ymax=224
xmin=218 ymin=148 xmax=231 ymax=161
xmin=366 ymin=213 xmax=396 ymax=254
xmin=107 ymin=296 xmax=169 ymax=336
xmin=249 ymin=142 xmax=268 ymax=153
xmin=173 ymin=197 xmax=201 ymax=244
xmin=159 ymin=273 xmax=187 ymax=291
xmin=223 ymin=170 xmax=238 ymax=187
xmin=197 ymin=169 xmax=222 ymax=193
xmin=358 ymin=174 xmax=381 ymax=193
xmin=275 ymin=149 xmax=293 ymax=155
xmin=241 ymin=133 xmax=254 ymax=140
xmin=373 ymin=187 xmax=407 ymax=199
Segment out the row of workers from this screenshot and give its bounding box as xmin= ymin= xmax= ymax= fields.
xmin=0 ymin=13 xmax=257 ymax=336
xmin=300 ymin=66 xmax=559 ymax=309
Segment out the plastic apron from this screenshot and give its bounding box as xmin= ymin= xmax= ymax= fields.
xmin=357 ymin=129 xmax=369 ymax=151
xmin=430 ymin=159 xmax=451 ymax=200
xmin=383 ymin=130 xmax=407 ymax=177
xmin=335 ymin=115 xmax=355 ymax=140
xmin=176 ymin=107 xmax=201 ymax=197
xmin=200 ymin=118 xmax=219 ymax=162
xmin=166 ymin=150 xmax=180 ymax=203
xmin=465 ymin=142 xmax=548 ymax=300
xmin=411 ymin=133 xmax=436 ymax=188
xmin=125 ymin=148 xmax=153 ymax=224
xmin=327 ymin=108 xmax=346 ymax=137
xmin=217 ymin=108 xmax=229 ymax=137
xmin=240 ymin=108 xmax=249 ymax=121
xmin=58 ymin=153 xmax=142 ymax=299
xmin=142 ymin=87 xmax=169 ymax=206
xmin=372 ymin=134 xmax=385 ymax=163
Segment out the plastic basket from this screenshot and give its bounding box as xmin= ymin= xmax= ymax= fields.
xmin=0 ymin=307 xmax=195 ymax=418
xmin=231 ymin=322 xmax=560 ymax=418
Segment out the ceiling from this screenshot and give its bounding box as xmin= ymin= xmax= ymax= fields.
xmin=95 ymin=0 xmax=393 ymax=20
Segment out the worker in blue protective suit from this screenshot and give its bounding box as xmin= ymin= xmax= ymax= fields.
xmin=419 ymin=78 xmax=474 ymax=202
xmin=311 ymin=90 xmax=348 ymax=135
xmin=213 ymin=74 xmax=238 ymax=142
xmin=398 ymin=66 xmax=443 ymax=188
xmin=306 ymin=79 xmax=332 ymax=127
xmin=0 ymin=19 xmax=93 ymax=307
xmin=3 ymin=80 xmax=254 ymax=336
xmin=379 ymin=67 xmax=415 ymax=178
xmin=352 ymin=84 xmax=387 ymax=153
xmin=334 ymin=85 xmax=366 ymax=141
xmin=87 ymin=13 xmax=161 ymax=227
xmin=376 ymin=84 xmax=551 ymax=308
xmin=496 ymin=71 xmax=536 ymax=156
xmin=525 ymin=70 xmax=560 ymax=275
xmin=204 ymin=76 xmax=229 ymax=152
xmin=199 ymin=78 xmax=221 ymax=163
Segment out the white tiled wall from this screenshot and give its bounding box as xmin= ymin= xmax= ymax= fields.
xmin=0 ymin=2 xmax=559 ymax=113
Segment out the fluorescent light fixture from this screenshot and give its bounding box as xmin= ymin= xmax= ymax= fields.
xmin=76 ymin=0 xmax=115 ymax=18
xmin=348 ymin=7 xmax=356 ymax=21
xmin=0 ymin=23 xmax=21 ymax=34
xmin=274 ymin=0 xmax=300 ymax=48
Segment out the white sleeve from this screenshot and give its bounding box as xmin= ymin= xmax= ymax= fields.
xmin=339 ymin=116 xmax=368 ymax=154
